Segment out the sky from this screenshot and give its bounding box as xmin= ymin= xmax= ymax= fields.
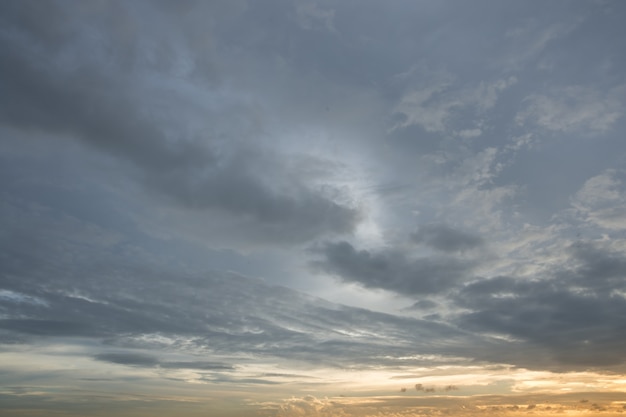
xmin=1 ymin=0 xmax=626 ymax=416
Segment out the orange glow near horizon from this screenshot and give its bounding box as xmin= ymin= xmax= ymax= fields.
xmin=2 ymin=346 xmax=626 ymax=416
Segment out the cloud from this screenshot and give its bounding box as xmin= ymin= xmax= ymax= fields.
xmin=266 ymin=392 xmax=626 ymax=417
xmin=457 ymin=128 xmax=483 ymax=139
xmin=406 ymin=300 xmax=439 ymax=311
xmin=312 ymin=241 xmax=476 ymax=295
xmin=95 ymin=352 xmax=159 ymax=367
xmin=390 ymin=79 xmax=457 ymax=133
xmin=296 ymin=1 xmax=336 ymax=32
xmin=390 ymin=76 xmax=516 ymax=134
xmin=94 ymin=352 xmax=233 ymax=370
xmin=0 ymin=141 xmax=499 ymax=372
xmin=0 ymin=319 xmax=100 ymax=337
xmin=566 ymin=241 xmax=626 ymax=290
xmin=570 ymin=170 xmax=626 ymax=230
xmin=0 ymin=196 xmax=484 ymax=369
xmin=414 ymin=383 xmax=458 ymax=393
xmin=455 ymin=241 xmax=626 ymax=369
xmin=516 ymin=86 xmax=624 ymax=134
xmin=2 ymin=2 xmax=626 ymax=410
xmin=411 ymin=223 xmax=484 ymax=253
xmin=502 ymin=20 xmax=580 ymax=70
xmin=0 ymin=1 xmax=359 ymax=245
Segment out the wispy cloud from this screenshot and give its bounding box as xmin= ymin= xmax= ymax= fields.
xmin=516 ymin=86 xmax=624 ymax=134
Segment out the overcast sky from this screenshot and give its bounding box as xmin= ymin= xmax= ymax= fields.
xmin=2 ymin=1 xmax=626 ymax=416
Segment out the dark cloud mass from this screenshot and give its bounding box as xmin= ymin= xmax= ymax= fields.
xmin=95 ymin=352 xmax=233 ymax=370
xmin=411 ymin=223 xmax=484 ymax=252
xmin=0 ymin=0 xmax=358 ymax=245
xmin=455 ymin=241 xmax=626 ymax=368
xmin=0 ymin=319 xmax=99 ymax=337
xmin=95 ymin=352 xmax=160 ymax=367
xmin=0 ymin=192 xmax=484 ymax=368
xmin=313 ymin=241 xmax=475 ymax=295
xmin=1 ymin=0 xmax=626 ymax=415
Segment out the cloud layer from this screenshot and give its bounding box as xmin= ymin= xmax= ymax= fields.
xmin=1 ymin=0 xmax=626 ymax=415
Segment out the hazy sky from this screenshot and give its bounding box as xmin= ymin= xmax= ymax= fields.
xmin=1 ymin=1 xmax=626 ymax=416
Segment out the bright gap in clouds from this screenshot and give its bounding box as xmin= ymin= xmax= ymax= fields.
xmin=1 ymin=1 xmax=626 ymax=416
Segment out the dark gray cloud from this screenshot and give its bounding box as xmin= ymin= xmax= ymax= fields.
xmin=95 ymin=352 xmax=233 ymax=370
xmin=455 ymin=241 xmax=626 ymax=369
xmin=411 ymin=223 xmax=484 ymax=252
xmin=0 ymin=0 xmax=358 ymax=245
xmin=0 ymin=262 xmax=483 ymax=368
xmin=312 ymin=241 xmax=475 ymax=295
xmin=6 ymin=189 xmax=623 ymax=371
xmin=406 ymin=300 xmax=439 ymax=311
xmin=95 ymin=352 xmax=159 ymax=367
xmin=0 ymin=319 xmax=100 ymax=337
xmin=0 ymin=188 xmax=486 ymax=369
xmin=566 ymin=241 xmax=626 ymax=291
